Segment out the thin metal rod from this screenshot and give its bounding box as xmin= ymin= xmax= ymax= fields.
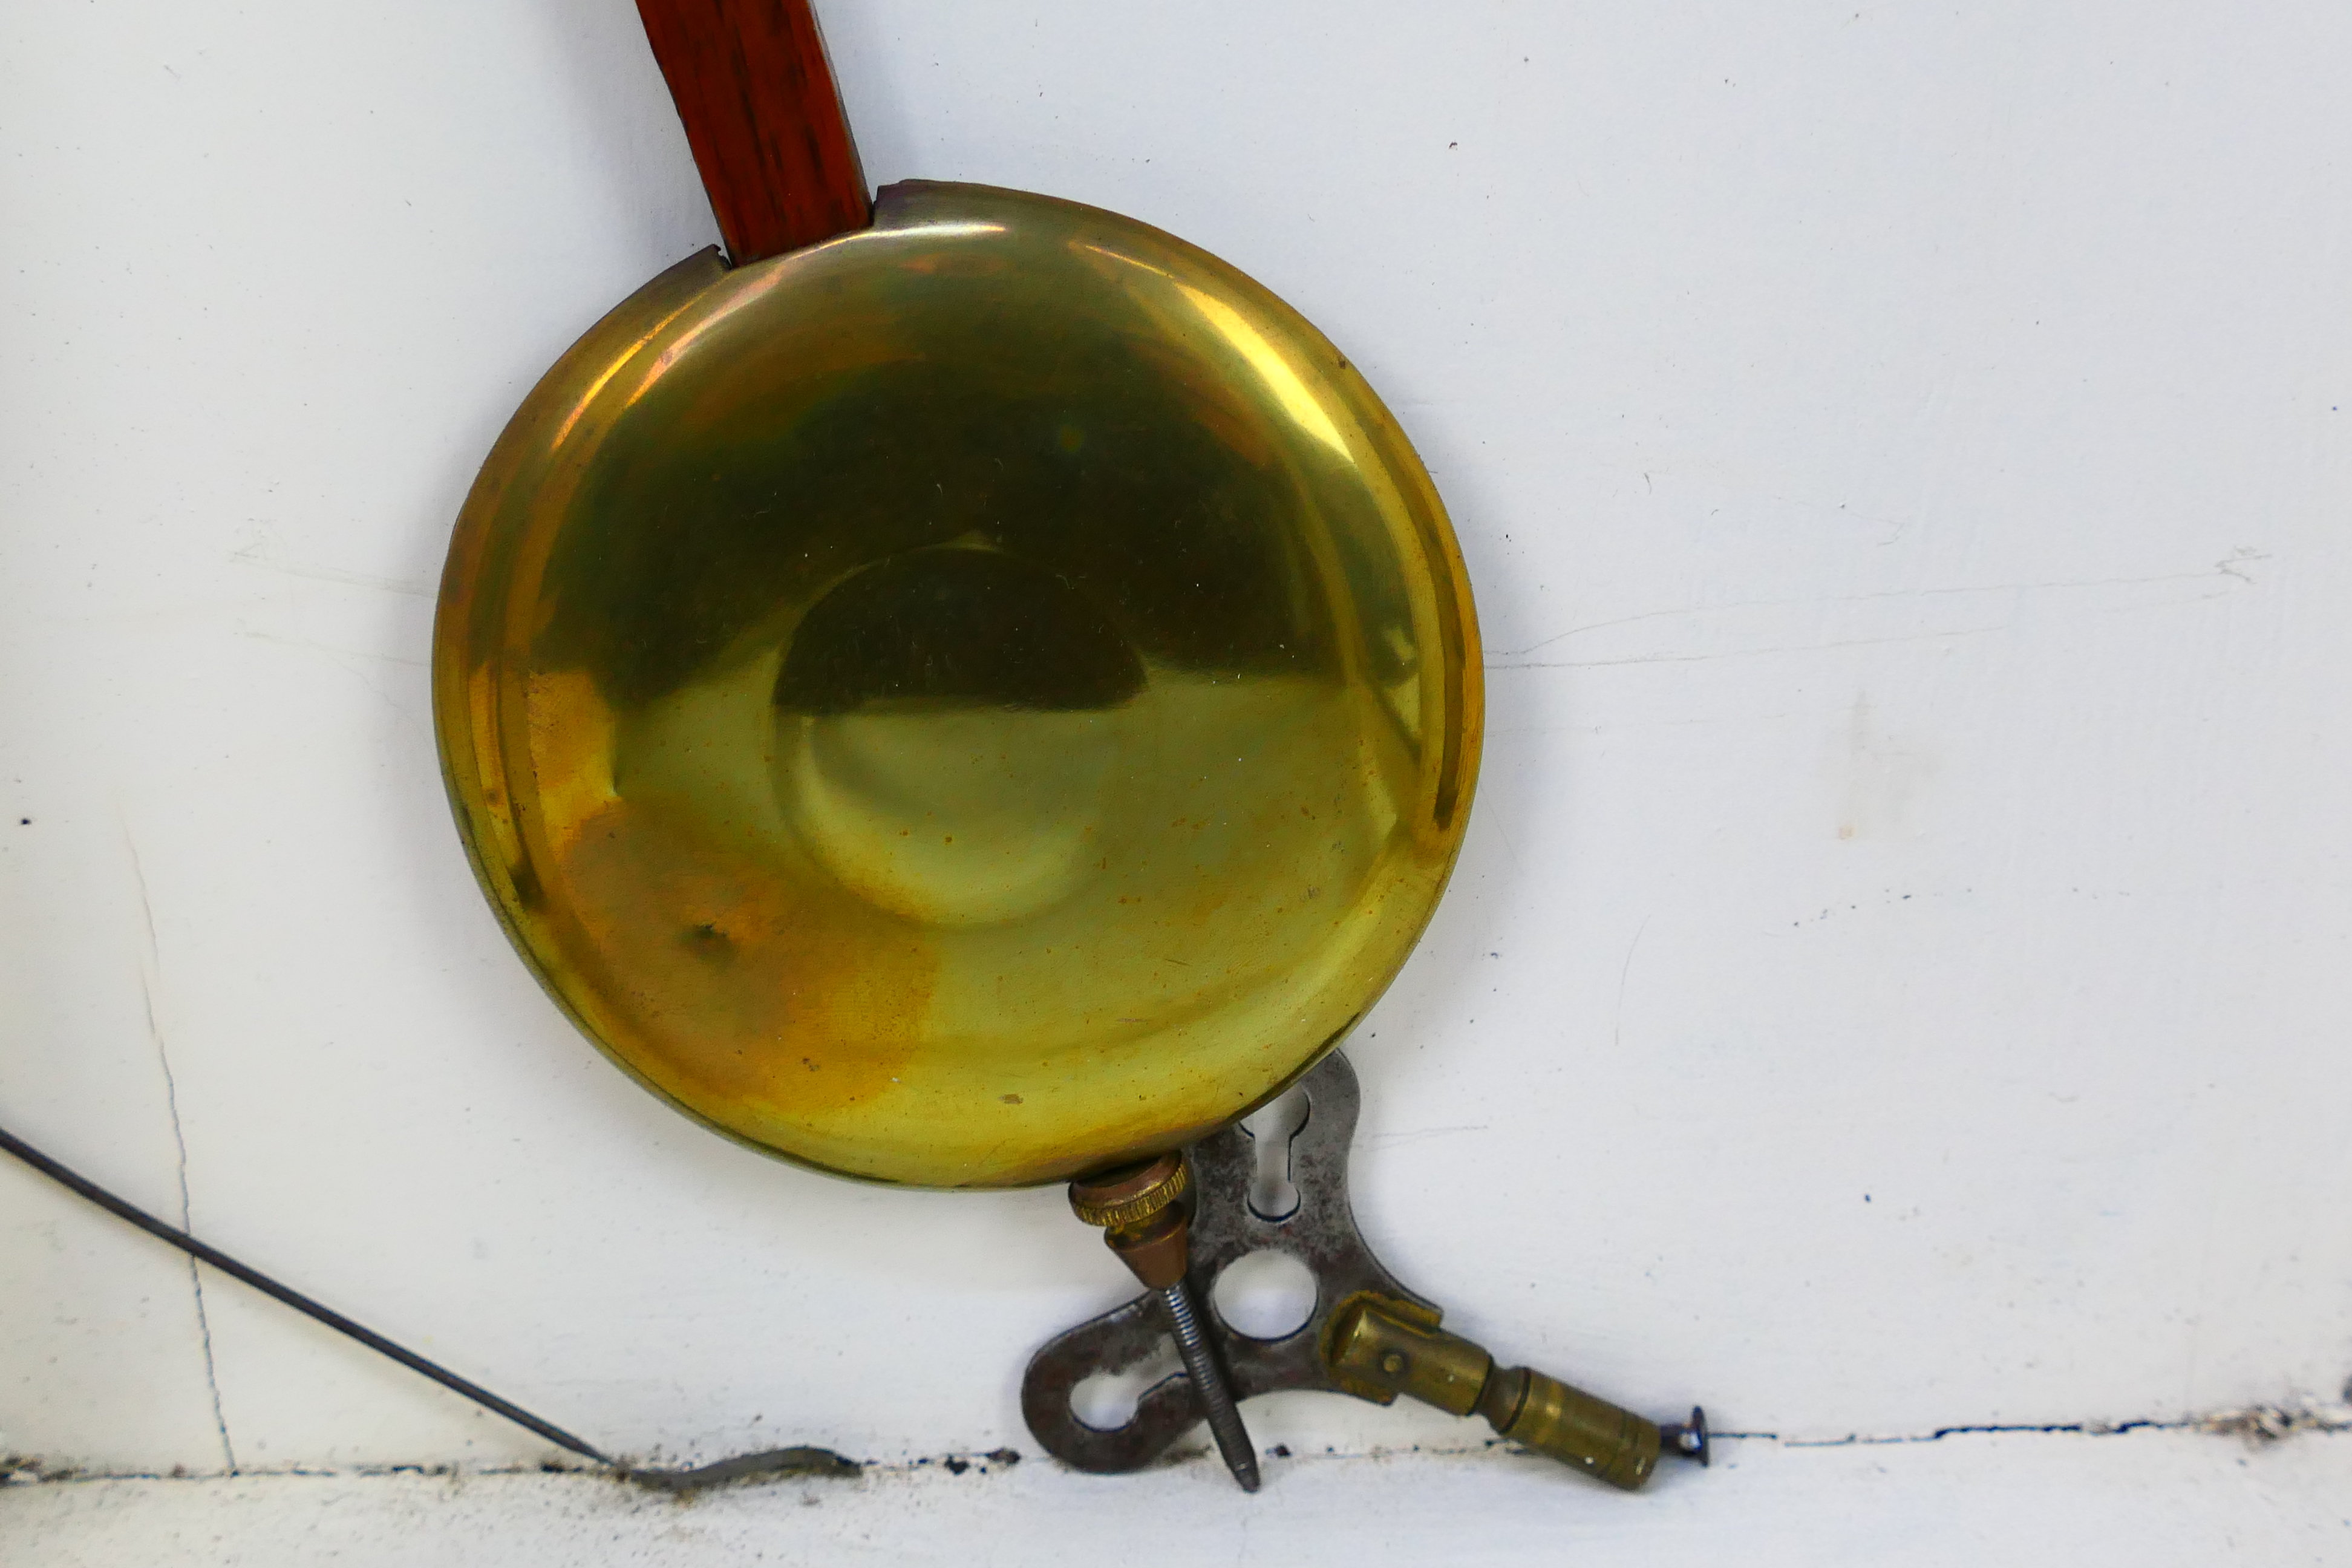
xmin=0 ymin=1121 xmax=613 ymax=1468
xmin=1154 ymin=1279 xmax=1260 ymax=1492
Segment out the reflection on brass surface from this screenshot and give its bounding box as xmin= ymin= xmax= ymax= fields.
xmin=433 ymin=182 xmax=1482 ymax=1187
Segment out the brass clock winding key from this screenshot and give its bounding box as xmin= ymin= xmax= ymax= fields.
xmin=1025 ymin=1053 xmax=1708 ymax=1486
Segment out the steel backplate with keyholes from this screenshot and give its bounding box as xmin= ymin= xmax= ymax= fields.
xmin=1026 ymin=1053 xmax=1708 ymax=1483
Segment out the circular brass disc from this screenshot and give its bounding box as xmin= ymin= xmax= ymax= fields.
xmin=433 ymin=182 xmax=1482 ymax=1187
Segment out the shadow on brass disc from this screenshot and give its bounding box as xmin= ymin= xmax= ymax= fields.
xmin=433 ymin=181 xmax=1482 ymax=1187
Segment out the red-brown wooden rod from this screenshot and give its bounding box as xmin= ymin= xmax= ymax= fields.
xmin=635 ymin=0 xmax=871 ymax=265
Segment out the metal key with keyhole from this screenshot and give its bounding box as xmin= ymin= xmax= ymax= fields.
xmin=1021 ymin=1052 xmax=1710 ymax=1486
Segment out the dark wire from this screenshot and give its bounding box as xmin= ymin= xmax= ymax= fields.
xmin=0 ymin=1120 xmax=613 ymax=1468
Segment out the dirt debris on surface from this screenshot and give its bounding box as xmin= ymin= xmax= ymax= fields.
xmin=2196 ymin=1406 xmax=2352 ymax=1445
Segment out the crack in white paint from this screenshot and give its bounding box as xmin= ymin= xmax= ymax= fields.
xmin=125 ymin=831 xmax=238 ymax=1475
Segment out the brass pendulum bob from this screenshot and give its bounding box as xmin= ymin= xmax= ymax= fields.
xmin=435 ymin=1 xmax=1483 ymax=1188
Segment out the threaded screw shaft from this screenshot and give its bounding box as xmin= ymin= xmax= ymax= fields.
xmin=1155 ymin=1279 xmax=1260 ymax=1492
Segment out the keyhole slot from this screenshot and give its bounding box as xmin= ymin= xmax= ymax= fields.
xmin=1069 ymin=1340 xmax=1183 ymax=1432
xmin=1240 ymin=1085 xmax=1310 ymax=1222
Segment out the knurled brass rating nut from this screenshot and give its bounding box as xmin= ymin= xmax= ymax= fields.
xmin=1068 ymin=1152 xmax=1190 ymax=1232
xmin=1070 ymin=1152 xmax=1195 ymax=1291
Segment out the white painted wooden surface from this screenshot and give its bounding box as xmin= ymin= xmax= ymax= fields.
xmin=4 ymin=2 xmax=2351 ymax=1544
xmin=11 ymin=1432 xmax=2352 ymax=1568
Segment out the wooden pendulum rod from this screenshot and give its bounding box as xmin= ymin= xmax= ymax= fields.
xmin=634 ymin=0 xmax=872 ymax=264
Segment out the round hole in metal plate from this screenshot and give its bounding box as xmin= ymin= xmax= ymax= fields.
xmin=1212 ymin=1249 xmax=1318 ymax=1341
